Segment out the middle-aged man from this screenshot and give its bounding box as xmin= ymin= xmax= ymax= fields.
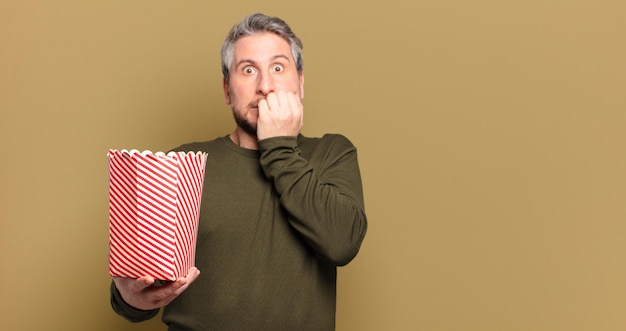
xmin=110 ymin=12 xmax=368 ymax=330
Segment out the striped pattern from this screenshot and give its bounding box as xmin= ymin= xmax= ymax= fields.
xmin=107 ymin=150 xmax=207 ymax=281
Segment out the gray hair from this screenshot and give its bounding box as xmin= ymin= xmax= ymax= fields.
xmin=221 ymin=13 xmax=304 ymax=82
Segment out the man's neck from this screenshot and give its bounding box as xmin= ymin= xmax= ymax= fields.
xmin=229 ymin=128 xmax=259 ymax=150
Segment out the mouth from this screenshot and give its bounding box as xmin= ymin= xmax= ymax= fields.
xmin=249 ymin=106 xmax=259 ymax=115
xmin=249 ymin=99 xmax=264 ymax=110
xmin=247 ymin=104 xmax=259 ymax=117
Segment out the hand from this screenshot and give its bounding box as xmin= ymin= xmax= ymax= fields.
xmin=257 ymin=91 xmax=303 ymax=140
xmin=112 ymin=267 xmax=200 ymax=310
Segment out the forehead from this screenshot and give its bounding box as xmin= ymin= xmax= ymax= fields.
xmin=232 ymin=32 xmax=293 ymax=63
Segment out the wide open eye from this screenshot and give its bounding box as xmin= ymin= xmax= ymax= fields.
xmin=243 ymin=66 xmax=256 ymax=74
xmin=272 ymin=65 xmax=284 ymax=72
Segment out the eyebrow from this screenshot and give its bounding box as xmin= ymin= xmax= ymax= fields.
xmin=235 ymin=54 xmax=291 ymax=68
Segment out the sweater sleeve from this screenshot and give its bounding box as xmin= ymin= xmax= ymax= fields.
xmin=258 ymin=134 xmax=367 ymax=266
xmin=110 ymin=281 xmax=160 ymax=323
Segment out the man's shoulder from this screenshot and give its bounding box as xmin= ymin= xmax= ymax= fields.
xmin=297 ymin=134 xmax=358 ymax=161
xmin=299 ymin=133 xmax=356 ymax=151
xmin=170 ymin=136 xmax=225 ymax=153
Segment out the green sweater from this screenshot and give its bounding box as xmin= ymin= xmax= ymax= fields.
xmin=111 ymin=134 xmax=367 ymax=330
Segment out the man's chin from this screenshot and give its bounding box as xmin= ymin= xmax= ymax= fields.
xmin=232 ymin=108 xmax=258 ymax=138
xmin=236 ymin=120 xmax=257 ymax=138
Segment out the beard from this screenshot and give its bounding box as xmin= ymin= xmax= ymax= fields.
xmin=232 ymin=107 xmax=257 ymax=138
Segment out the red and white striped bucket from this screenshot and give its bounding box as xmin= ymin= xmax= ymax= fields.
xmin=107 ymin=149 xmax=207 ymax=281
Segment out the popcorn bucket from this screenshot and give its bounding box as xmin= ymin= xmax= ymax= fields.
xmin=107 ymin=149 xmax=207 ymax=281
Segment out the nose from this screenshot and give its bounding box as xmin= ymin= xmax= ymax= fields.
xmin=256 ymin=72 xmax=275 ymax=96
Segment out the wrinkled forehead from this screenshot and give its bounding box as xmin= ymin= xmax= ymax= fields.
xmin=231 ymin=32 xmax=294 ymax=65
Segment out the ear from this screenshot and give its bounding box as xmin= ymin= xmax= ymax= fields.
xmin=223 ymin=78 xmax=231 ymax=105
xmin=298 ymin=72 xmax=305 ymax=99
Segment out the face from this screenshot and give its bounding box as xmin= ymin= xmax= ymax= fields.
xmin=223 ymin=32 xmax=304 ymax=137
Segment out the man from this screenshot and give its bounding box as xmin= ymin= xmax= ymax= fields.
xmin=110 ymin=13 xmax=367 ymax=330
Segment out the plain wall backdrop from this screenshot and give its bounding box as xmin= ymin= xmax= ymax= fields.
xmin=1 ymin=0 xmax=625 ymax=330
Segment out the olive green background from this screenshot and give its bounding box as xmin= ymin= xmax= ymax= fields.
xmin=1 ymin=1 xmax=625 ymax=330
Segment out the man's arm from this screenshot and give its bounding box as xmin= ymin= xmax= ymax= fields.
xmin=256 ymin=90 xmax=367 ymax=265
xmin=110 ymin=281 xmax=160 ymax=323
xmin=258 ymin=134 xmax=368 ymax=266
xmin=110 ymin=268 xmax=200 ymax=322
